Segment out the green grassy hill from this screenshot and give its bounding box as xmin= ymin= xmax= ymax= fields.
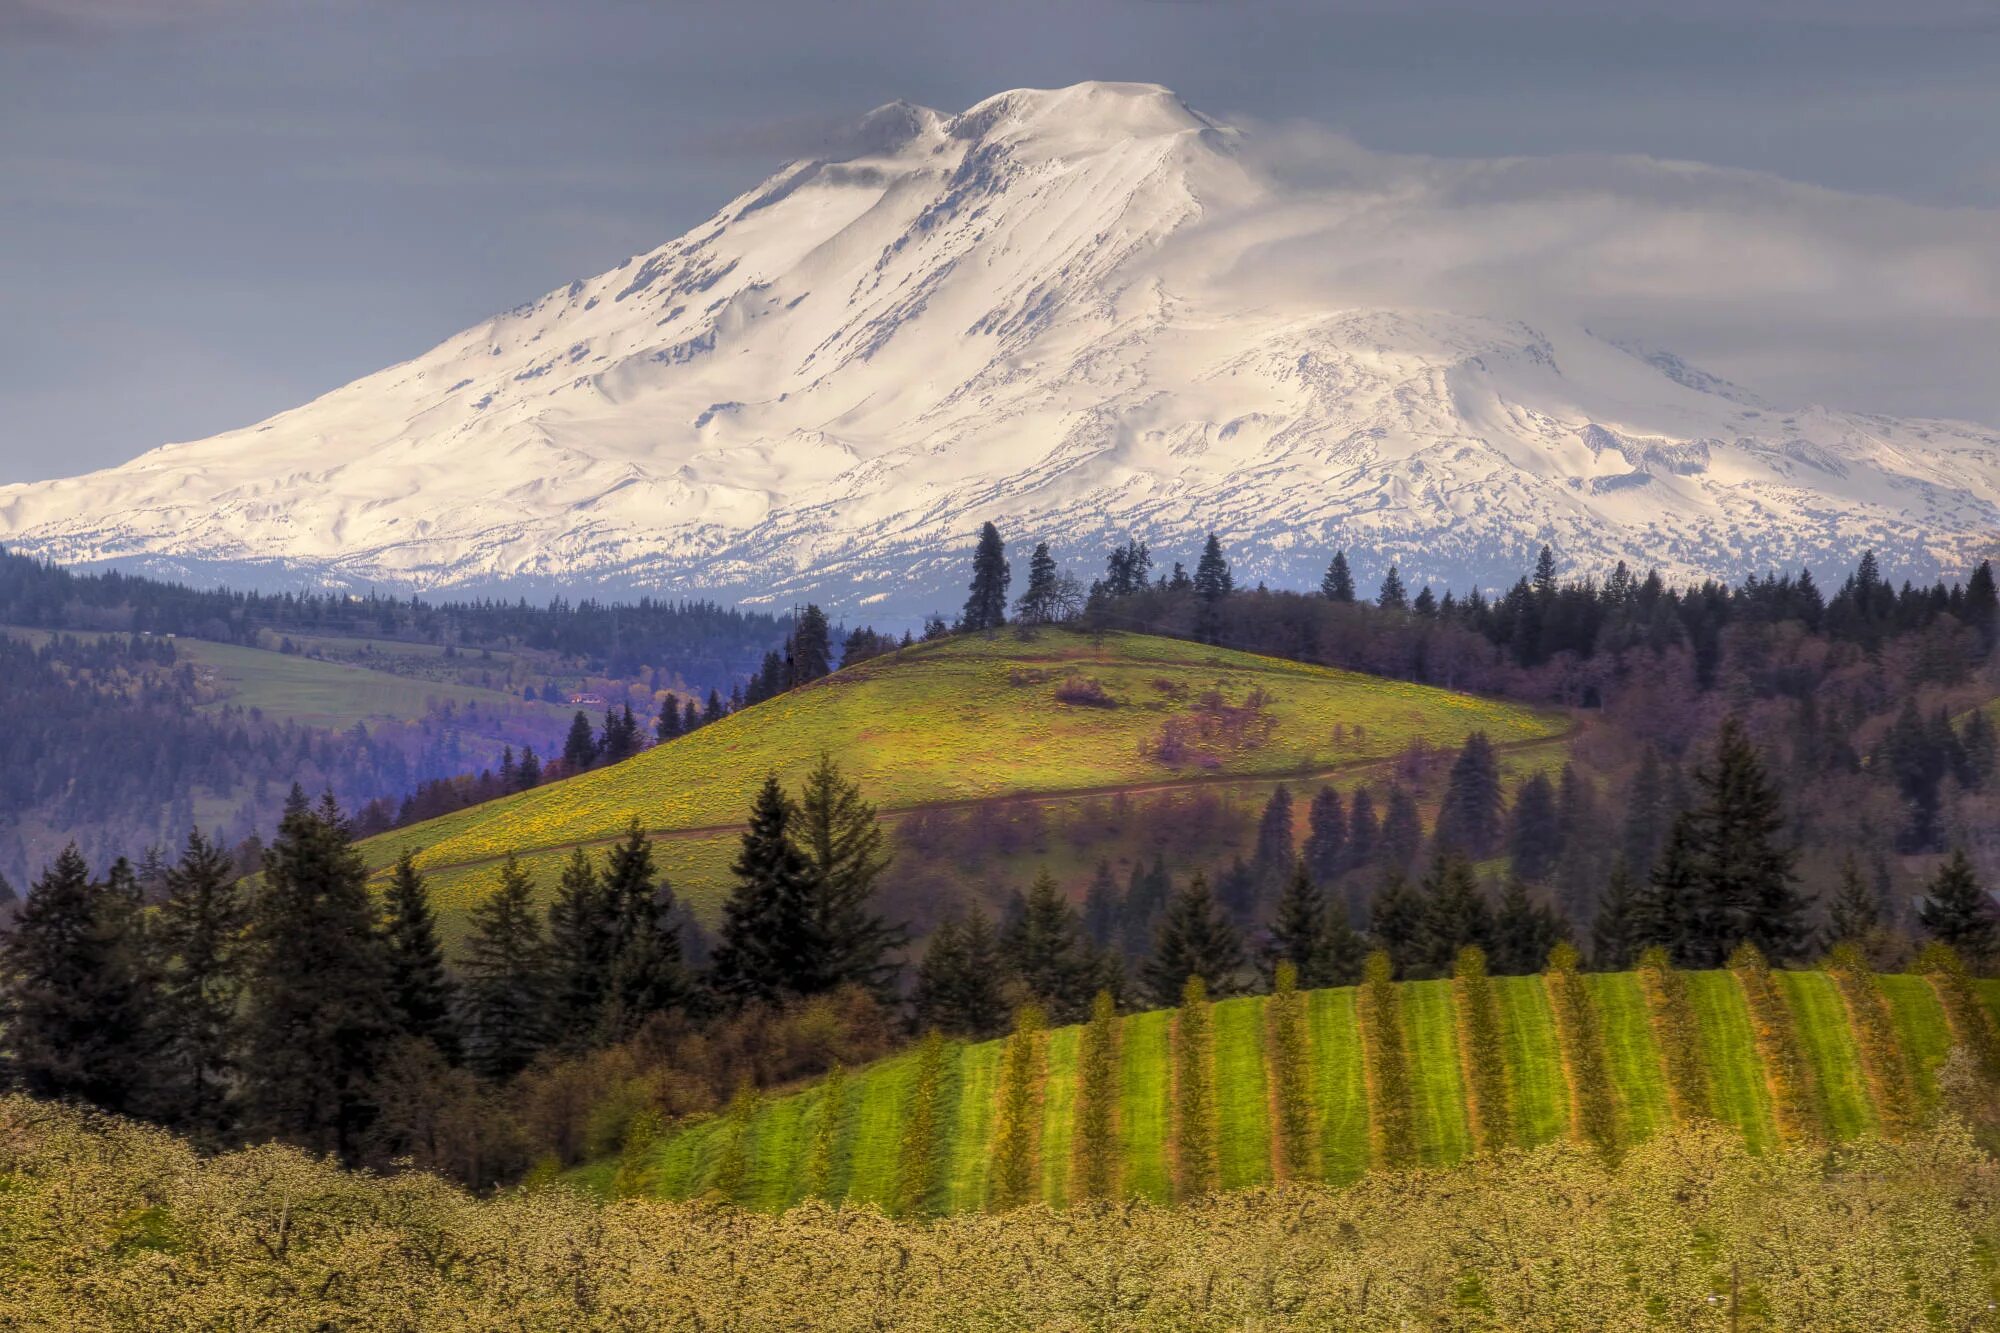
xmin=358 ymin=629 xmax=1568 ymax=920
xmin=582 ymin=961 xmax=1995 ymax=1214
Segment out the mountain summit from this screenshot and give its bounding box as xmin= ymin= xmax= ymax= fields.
xmin=4 ymin=81 xmax=1996 ymax=610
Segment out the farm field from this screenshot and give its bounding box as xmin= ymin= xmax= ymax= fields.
xmin=358 ymin=629 xmax=1569 ymax=921
xmin=600 ymin=964 xmax=1965 ymax=1215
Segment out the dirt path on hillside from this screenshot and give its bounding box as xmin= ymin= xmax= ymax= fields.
xmin=396 ymin=719 xmax=1581 ymax=879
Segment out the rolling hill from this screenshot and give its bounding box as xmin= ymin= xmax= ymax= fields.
xmin=357 ymin=629 xmax=1569 ymax=922
xmin=583 ymin=959 xmax=1992 ymax=1214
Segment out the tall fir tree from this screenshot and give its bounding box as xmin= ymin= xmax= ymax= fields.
xmin=1000 ymin=868 xmax=1097 ymax=1022
xmin=1258 ymin=861 xmax=1321 ymax=987
xmin=1346 ymin=787 xmax=1380 ymax=871
xmin=237 ymin=792 xmax=396 ymax=1162
xmin=0 ymin=844 xmax=160 ymax=1117
xmin=911 ymin=908 xmax=1009 ymax=1039
xmin=1376 ymin=565 xmax=1408 ymax=611
xmin=600 ymin=818 xmax=687 ymax=1037
xmin=1490 ymin=876 xmax=1566 ymax=975
xmin=1551 ymin=763 xmax=1603 ymax=926
xmin=1119 ymin=855 xmax=1171 ymax=961
xmin=1412 ymin=851 xmax=1493 ymax=978
xmin=1821 ymin=854 xmax=1882 ymax=953
xmin=1918 ymin=848 xmax=1997 ymax=966
xmin=1140 ymin=871 xmax=1245 ymax=1006
xmin=1591 ymin=859 xmax=1641 ymax=970
xmin=709 ymin=776 xmax=818 ymax=1006
xmin=1321 ymin=549 xmax=1356 ymax=602
xmin=1193 ymin=532 xmax=1233 ymax=643
xmin=791 ymin=603 xmax=834 ymax=683
xmin=1378 ymin=784 xmax=1423 ymax=877
xmin=791 ymin=754 xmax=907 ymax=999
xmin=460 ymin=853 xmax=550 ymax=1080
xmin=153 ymin=827 xmax=248 ymax=1135
xmin=961 ymin=521 xmax=1011 ymax=631
xmin=545 ymin=846 xmax=614 ymax=1044
xmin=1688 ymin=717 xmax=1807 ymax=963
xmin=1301 ymin=785 xmax=1345 ymax=886
xmin=1432 ymin=732 xmax=1504 ymax=860
xmin=1631 ymin=814 xmax=1703 ymax=965
xmin=561 ymin=710 xmax=598 ymax=773
xmin=1014 ymin=542 xmax=1062 ymax=625
xmin=1506 ymin=772 xmax=1562 ymax=882
xmin=381 ymin=850 xmax=459 ymax=1061
xmin=1081 ymin=861 xmax=1121 ymax=949
xmin=1620 ymin=745 xmax=1674 ymax=880
xmin=1368 ymin=872 xmax=1425 ymax=974
xmin=1251 ymin=784 xmax=1295 ymax=891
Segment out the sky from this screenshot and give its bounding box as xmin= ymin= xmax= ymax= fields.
xmin=3 ymin=0 xmax=1999 ymax=484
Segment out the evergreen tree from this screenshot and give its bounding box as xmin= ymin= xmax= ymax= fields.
xmin=1251 ymin=784 xmax=1295 ymax=891
xmin=1321 ymin=549 xmax=1356 ymax=603
xmin=1000 ymin=868 xmax=1096 ymax=1022
xmin=1378 ymin=784 xmax=1423 ymax=877
xmin=562 ymin=710 xmax=598 ymax=772
xmin=1506 ymin=771 xmax=1562 ymax=882
xmin=1632 ymin=815 xmax=1703 ymax=965
xmin=961 ymin=521 xmax=1011 ymax=631
xmin=709 ymin=776 xmax=817 ymax=1006
xmin=1118 ymin=855 xmax=1171 ymax=961
xmin=655 ymin=701 xmax=683 ymax=742
xmin=911 ymin=909 xmax=1009 ymax=1039
xmin=1014 ymin=542 xmax=1062 ymax=625
xmin=381 ymin=850 xmax=458 ymax=1061
xmin=600 ymin=818 xmax=687 ymax=1036
xmin=237 ymin=793 xmax=395 ymax=1162
xmin=1551 ymin=763 xmax=1602 ymax=925
xmin=1918 ymin=848 xmax=1996 ymax=966
xmin=791 ymin=604 xmax=834 ymax=683
xmin=1620 ymin=746 xmax=1673 ymax=880
xmin=1301 ymin=785 xmax=1345 ymax=886
xmin=704 ymin=688 xmax=725 ymax=723
xmin=1965 ymin=559 xmax=1997 ymax=650
xmin=1821 ymin=854 xmax=1881 ymax=953
xmin=1376 ymin=565 xmax=1408 ymax=611
xmin=1140 ymin=871 xmax=1246 ymax=1006
xmin=682 ymin=697 xmax=700 ymax=734
xmin=544 ymin=846 xmax=613 ymax=1043
xmin=791 ymin=754 xmax=906 ymax=999
xmin=1688 ymin=717 xmax=1807 ymax=963
xmin=459 ymin=854 xmax=549 ymax=1080
xmin=1081 ymin=861 xmax=1120 ymax=949
xmin=1259 ymin=862 xmax=1322 ymax=988
xmin=1346 ymin=787 xmax=1380 ymax=871
xmin=1193 ymin=532 xmax=1233 ymax=643
xmin=1591 ymin=859 xmax=1641 ymax=970
xmin=1412 ymin=851 xmax=1492 ymax=978
xmin=517 ymin=745 xmax=543 ymax=789
xmin=1318 ymin=904 xmax=1369 ymax=988
xmin=1490 ymin=876 xmax=1565 ymax=975
xmin=1367 ymin=872 xmax=1424 ymax=974
xmin=153 ymin=828 xmax=248 ymax=1134
xmin=1433 ymin=731 xmax=1504 ymax=859
xmin=0 ymin=844 xmax=159 ymax=1117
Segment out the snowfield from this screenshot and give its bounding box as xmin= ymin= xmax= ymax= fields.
xmin=4 ymin=81 xmax=1997 ymax=613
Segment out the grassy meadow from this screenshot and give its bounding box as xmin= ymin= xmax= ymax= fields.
xmin=358 ymin=629 xmax=1567 ymax=921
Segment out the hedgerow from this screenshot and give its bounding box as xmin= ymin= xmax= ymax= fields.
xmin=1545 ymin=942 xmax=1620 ymax=1160
xmin=1172 ymin=976 xmax=1220 ymax=1198
xmin=1265 ymin=962 xmax=1317 ymax=1181
xmin=1452 ymin=947 xmax=1514 ymax=1154
xmin=1727 ymin=943 xmax=1826 ymax=1144
xmin=893 ymin=1032 xmax=950 ymax=1216
xmin=1358 ymin=951 xmax=1417 ymax=1168
xmin=1071 ymin=992 xmax=1120 ymax=1202
xmin=988 ymin=1005 xmax=1047 ymax=1212
xmin=1636 ymin=947 xmax=1712 ymax=1122
xmin=1824 ymin=945 xmax=1917 ymax=1139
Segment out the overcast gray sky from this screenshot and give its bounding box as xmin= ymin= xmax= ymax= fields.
xmin=3 ymin=0 xmax=1998 ymax=483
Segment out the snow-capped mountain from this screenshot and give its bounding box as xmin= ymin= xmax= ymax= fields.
xmin=4 ymin=81 xmax=1997 ymax=614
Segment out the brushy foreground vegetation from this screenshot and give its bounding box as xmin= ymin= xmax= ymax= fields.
xmin=2 ymin=1096 xmax=1995 ymax=1331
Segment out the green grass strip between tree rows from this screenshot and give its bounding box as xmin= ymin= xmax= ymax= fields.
xmin=1685 ymin=971 xmax=1778 ymax=1152
xmin=1775 ymin=970 xmax=1876 ymax=1141
xmin=1493 ymin=974 xmax=1568 ymax=1148
xmin=1212 ymin=996 xmax=1274 ymax=1191
xmin=1307 ymin=987 xmax=1369 ymax=1184
xmin=1400 ymin=979 xmax=1473 ymax=1168
xmin=1117 ymin=1009 xmax=1173 ymax=1203
xmin=1582 ymin=972 xmax=1672 ymax=1146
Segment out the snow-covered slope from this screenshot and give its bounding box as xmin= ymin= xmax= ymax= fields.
xmin=4 ymin=81 xmax=1997 ymax=613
